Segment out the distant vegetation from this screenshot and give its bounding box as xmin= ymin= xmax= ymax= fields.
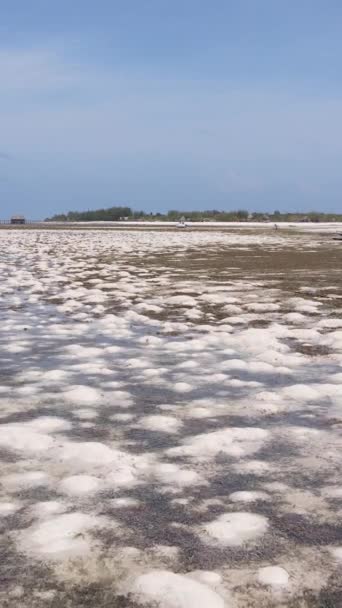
xmin=46 ymin=206 xmax=133 ymax=222
xmin=46 ymin=207 xmax=342 ymax=223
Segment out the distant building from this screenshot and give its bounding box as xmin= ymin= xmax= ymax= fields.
xmin=11 ymin=215 xmax=26 ymax=225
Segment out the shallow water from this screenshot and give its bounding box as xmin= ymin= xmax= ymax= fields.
xmin=0 ymin=228 xmax=341 ymax=607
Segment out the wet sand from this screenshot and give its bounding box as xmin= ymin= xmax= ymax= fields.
xmin=0 ymin=228 xmax=341 ymax=607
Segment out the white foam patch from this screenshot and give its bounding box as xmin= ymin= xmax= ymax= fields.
xmin=141 ymin=368 xmax=168 ymax=378
xmin=171 ymin=498 xmax=190 ymax=506
xmin=323 ymin=486 xmax=342 ymax=499
xmin=184 ymin=308 xmax=203 ymax=320
xmin=73 ymin=409 xmax=98 ymax=420
xmin=229 ymin=491 xmax=270 ymax=503
xmin=57 ymin=441 xmax=145 ymax=488
xmin=281 ymin=384 xmax=322 ymax=401
xmin=63 ymin=386 xmax=102 ymax=404
xmin=152 ymin=463 xmax=203 ymax=487
xmin=319 ymin=318 xmax=342 ymax=329
xmin=225 ymin=315 xmax=249 ymax=325
xmin=110 ymin=413 xmax=135 ymax=422
xmin=110 ymin=390 xmax=134 ymax=408
xmin=59 ymin=475 xmax=102 ymax=496
xmin=246 ymin=303 xmax=280 ymax=312
xmin=140 ymin=415 xmax=182 ymax=433
xmin=262 ymin=482 xmax=289 ymax=493
xmin=175 ymin=362 xmax=198 ymax=373
xmin=42 ymin=369 xmax=70 ymax=382
xmin=219 ymin=359 xmax=247 ymax=371
xmin=30 ymin=501 xmax=67 ymax=518
xmin=64 ymin=345 xmax=103 ymax=359
xmin=0 ymin=424 xmax=54 ymax=453
xmin=185 ymin=406 xmax=212 ymax=419
xmin=167 ymin=295 xmax=198 ymax=307
xmin=200 ymin=512 xmax=269 ymax=546
xmin=130 ymin=570 xmax=226 ymax=608
xmin=135 ymin=303 xmax=163 ymax=313
xmin=173 ymin=382 xmax=193 ymax=393
xmin=110 ymin=497 xmax=140 ymax=508
xmin=0 ymin=502 xmax=20 ymax=516
xmin=26 ymin=416 xmax=72 ymax=433
xmin=284 ymin=313 xmax=307 ymax=324
xmin=223 ymin=305 xmax=243 ymax=315
xmin=168 ymin=427 xmax=268 ymax=460
xmin=126 ymin=358 xmax=151 ymax=369
xmin=18 ymin=512 xmax=109 ymax=559
xmin=257 ymin=566 xmax=289 ymax=587
xmin=4 ymin=471 xmax=50 ymax=490
xmin=188 ymin=571 xmax=222 ymax=585
xmin=58 ymin=441 xmax=116 ymax=465
xmin=329 ymin=547 xmax=342 ymax=562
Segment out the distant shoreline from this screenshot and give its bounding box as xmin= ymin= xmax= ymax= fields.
xmin=0 ymin=220 xmax=341 ymax=234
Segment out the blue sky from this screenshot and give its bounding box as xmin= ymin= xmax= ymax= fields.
xmin=1 ymin=1 xmax=342 ymax=217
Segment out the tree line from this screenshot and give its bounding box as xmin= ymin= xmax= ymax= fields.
xmin=46 ymin=207 xmax=342 ymax=222
xmin=46 ymin=206 xmax=133 ymax=222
